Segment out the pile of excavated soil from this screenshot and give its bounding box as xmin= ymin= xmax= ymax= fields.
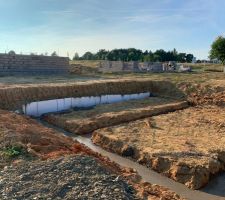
xmin=44 ymin=98 xmax=188 ymax=135
xmin=0 ymin=155 xmax=183 ymax=200
xmin=0 ymin=110 xmax=183 ymax=200
xmin=0 ymin=109 xmax=92 ymax=160
xmin=178 ymin=80 xmax=225 ymax=106
xmin=0 ymin=155 xmax=139 ymax=200
xmin=92 ymin=105 xmax=225 ymax=189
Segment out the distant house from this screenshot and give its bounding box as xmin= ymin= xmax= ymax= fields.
xmin=211 ymin=58 xmax=221 ymax=64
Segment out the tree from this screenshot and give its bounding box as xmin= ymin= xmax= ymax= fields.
xmin=82 ymin=52 xmax=94 ymax=60
xmin=69 ymin=48 xmax=195 ymax=62
xmin=210 ymin=36 xmax=225 ymax=64
xmin=95 ymin=49 xmax=108 ymax=60
xmin=73 ymin=52 xmax=80 ymax=60
xmin=173 ymin=48 xmax=178 ymax=57
xmin=51 ymin=51 xmax=58 ymax=56
xmin=177 ymin=53 xmax=186 ymax=63
xmin=186 ymin=54 xmax=194 ymax=63
xmin=8 ymin=50 xmax=16 ymax=55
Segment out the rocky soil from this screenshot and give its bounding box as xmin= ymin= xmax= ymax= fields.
xmin=0 ymin=110 xmax=183 ymax=200
xmin=44 ymin=98 xmax=188 ymax=135
xmin=1 ymin=75 xmax=224 ymax=198
xmin=0 ymin=155 xmax=139 ymax=200
xmin=92 ymin=105 xmax=225 ymax=189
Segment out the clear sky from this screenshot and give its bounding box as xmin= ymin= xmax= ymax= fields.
xmin=0 ymin=0 xmax=224 ymax=59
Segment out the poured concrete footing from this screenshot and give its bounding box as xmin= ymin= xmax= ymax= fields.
xmin=23 ymin=92 xmax=150 ymax=117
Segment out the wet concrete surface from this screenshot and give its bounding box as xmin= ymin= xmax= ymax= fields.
xmin=201 ymin=173 xmax=225 ymax=197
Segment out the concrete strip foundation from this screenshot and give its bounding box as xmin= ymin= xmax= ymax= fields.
xmin=23 ymin=92 xmax=150 ymax=117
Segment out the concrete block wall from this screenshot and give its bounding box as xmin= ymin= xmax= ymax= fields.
xmin=139 ymin=62 xmax=163 ymax=72
xmin=123 ymin=61 xmax=140 ymax=72
xmin=99 ymin=61 xmax=124 ymax=73
xmin=0 ymin=54 xmax=70 ymax=75
xmin=99 ymin=61 xmax=164 ymax=73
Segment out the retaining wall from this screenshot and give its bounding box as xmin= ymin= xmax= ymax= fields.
xmin=0 ymin=54 xmax=70 ymax=75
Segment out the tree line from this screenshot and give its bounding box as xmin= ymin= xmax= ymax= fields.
xmin=73 ymin=48 xmax=194 ymax=63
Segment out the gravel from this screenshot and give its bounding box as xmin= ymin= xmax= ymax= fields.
xmin=0 ymin=155 xmax=139 ymax=200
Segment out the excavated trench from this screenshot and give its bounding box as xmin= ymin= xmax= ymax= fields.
xmin=2 ymin=79 xmax=224 ymax=199
xmin=22 ymin=92 xmax=151 ymax=117
xmin=18 ymin=93 xmax=224 ymax=199
xmin=40 ymin=120 xmax=225 ymax=200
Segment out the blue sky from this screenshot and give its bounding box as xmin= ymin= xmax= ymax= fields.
xmin=0 ymin=0 xmax=224 ymax=59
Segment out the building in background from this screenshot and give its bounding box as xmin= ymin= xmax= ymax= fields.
xmin=0 ymin=53 xmax=69 ymax=76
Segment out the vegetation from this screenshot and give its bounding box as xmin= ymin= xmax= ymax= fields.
xmin=1 ymin=145 xmax=24 ymax=158
xmin=210 ymin=36 xmax=225 ymax=64
xmin=73 ymin=48 xmax=194 ymax=63
xmin=51 ymin=51 xmax=58 ymax=57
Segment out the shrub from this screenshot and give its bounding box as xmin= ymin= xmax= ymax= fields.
xmin=1 ymin=145 xmax=24 ymax=158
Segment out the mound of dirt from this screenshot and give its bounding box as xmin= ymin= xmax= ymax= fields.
xmin=0 ymin=109 xmax=89 ymax=160
xmin=0 ymin=155 xmax=139 ymax=200
xmin=44 ymin=98 xmax=188 ymax=135
xmin=0 ymin=155 xmax=183 ymax=200
xmin=178 ymin=80 xmax=225 ymax=106
xmin=92 ymin=105 xmax=225 ymax=189
xmin=0 ymin=110 xmax=184 ymax=200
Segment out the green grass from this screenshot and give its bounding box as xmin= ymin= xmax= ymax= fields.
xmin=183 ymin=63 xmax=224 ymax=72
xmin=1 ymin=145 xmax=24 ymax=158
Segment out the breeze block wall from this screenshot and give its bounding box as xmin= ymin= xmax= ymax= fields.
xmin=0 ymin=53 xmax=70 ymax=75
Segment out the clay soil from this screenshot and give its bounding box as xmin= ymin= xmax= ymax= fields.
xmin=0 ymin=71 xmax=224 ymax=198
xmin=0 ymin=109 xmax=183 ymax=200
xmin=44 ymin=97 xmax=188 ymax=135
xmin=92 ymin=105 xmax=225 ymax=190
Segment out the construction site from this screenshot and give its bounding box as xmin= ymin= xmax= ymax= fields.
xmin=0 ymin=53 xmax=224 ymax=200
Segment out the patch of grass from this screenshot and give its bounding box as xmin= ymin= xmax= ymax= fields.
xmin=1 ymin=145 xmax=25 ymax=158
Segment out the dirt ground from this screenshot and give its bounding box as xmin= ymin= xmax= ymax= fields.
xmin=0 ymin=73 xmax=224 ymax=112
xmin=92 ymin=105 xmax=225 ymax=189
xmin=44 ymin=97 xmax=188 ymax=134
xmin=0 ymin=109 xmax=183 ymax=200
xmin=0 ymin=70 xmax=224 ymax=198
xmin=0 ymin=70 xmax=224 ymax=86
